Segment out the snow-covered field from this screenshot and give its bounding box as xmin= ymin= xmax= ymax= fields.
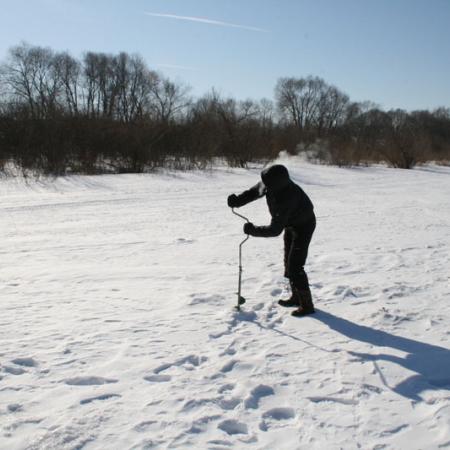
xmin=1 ymin=156 xmax=449 ymax=450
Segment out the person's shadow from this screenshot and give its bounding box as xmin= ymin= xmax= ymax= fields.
xmin=313 ymin=310 xmax=450 ymax=402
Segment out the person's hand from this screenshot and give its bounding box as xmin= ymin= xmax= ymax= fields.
xmin=227 ymin=194 xmax=239 ymax=208
xmin=243 ymin=222 xmax=256 ymax=235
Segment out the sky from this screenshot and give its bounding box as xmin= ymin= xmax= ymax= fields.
xmin=0 ymin=0 xmax=449 ymax=110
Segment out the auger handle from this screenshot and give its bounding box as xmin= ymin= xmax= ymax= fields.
xmin=232 ymin=208 xmax=250 ymax=310
xmin=232 ymin=208 xmax=250 ymax=223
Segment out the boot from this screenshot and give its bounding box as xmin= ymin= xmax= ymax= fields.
xmin=291 ymin=288 xmax=315 ymax=317
xmin=278 ymin=282 xmax=300 ymax=307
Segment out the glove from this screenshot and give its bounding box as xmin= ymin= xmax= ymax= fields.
xmin=243 ymin=222 xmax=256 ymax=235
xmin=227 ymin=194 xmax=239 ymax=208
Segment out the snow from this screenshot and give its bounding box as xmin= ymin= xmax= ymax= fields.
xmin=1 ymin=156 xmax=449 ymax=450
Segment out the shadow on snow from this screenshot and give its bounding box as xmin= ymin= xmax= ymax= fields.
xmin=314 ymin=310 xmax=450 ymax=402
xmin=233 ymin=308 xmax=450 ymax=402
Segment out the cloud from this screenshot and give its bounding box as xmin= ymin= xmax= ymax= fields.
xmin=144 ymin=12 xmax=268 ymax=33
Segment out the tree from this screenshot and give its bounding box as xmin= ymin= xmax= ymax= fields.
xmin=148 ymin=77 xmax=190 ymax=123
xmin=1 ymin=42 xmax=62 ymax=118
xmin=54 ymin=51 xmax=81 ymax=116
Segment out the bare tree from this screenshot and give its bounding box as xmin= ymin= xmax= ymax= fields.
xmin=148 ymin=76 xmax=190 ymax=123
xmin=1 ymin=42 xmax=62 ymax=118
xmin=54 ymin=51 xmax=81 ymax=116
xmin=83 ymin=52 xmax=119 ymax=118
xmin=316 ymin=85 xmax=350 ymax=134
xmin=275 ymin=75 xmax=350 ymax=136
xmin=114 ymin=52 xmax=160 ymax=122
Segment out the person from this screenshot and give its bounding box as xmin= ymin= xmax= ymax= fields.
xmin=227 ymin=164 xmax=316 ymax=317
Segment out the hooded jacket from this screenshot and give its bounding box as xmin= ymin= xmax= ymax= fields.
xmin=233 ymin=165 xmax=315 ymax=237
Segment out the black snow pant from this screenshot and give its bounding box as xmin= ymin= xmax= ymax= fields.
xmin=283 ymin=215 xmax=316 ymax=292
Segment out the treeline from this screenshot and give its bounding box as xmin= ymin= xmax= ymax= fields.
xmin=0 ymin=42 xmax=449 ymax=175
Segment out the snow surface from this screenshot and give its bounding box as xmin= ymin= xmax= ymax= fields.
xmin=1 ymin=156 xmax=449 ymax=450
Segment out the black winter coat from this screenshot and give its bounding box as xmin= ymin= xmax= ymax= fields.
xmin=233 ymin=165 xmax=315 ymax=237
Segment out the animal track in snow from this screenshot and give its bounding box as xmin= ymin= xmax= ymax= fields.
xmin=64 ymin=376 xmax=118 ymax=386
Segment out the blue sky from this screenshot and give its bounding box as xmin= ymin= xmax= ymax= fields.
xmin=1 ymin=0 xmax=449 ymax=110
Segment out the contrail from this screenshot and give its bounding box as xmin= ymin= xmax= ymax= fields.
xmin=144 ymin=12 xmax=268 ymax=33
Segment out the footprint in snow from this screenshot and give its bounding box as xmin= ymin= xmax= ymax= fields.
xmin=218 ymin=419 xmax=248 ymax=435
xmin=307 ymin=396 xmax=357 ymax=405
xmin=259 ymin=407 xmax=296 ymax=431
xmin=220 ymin=360 xmax=239 ymax=373
xmin=3 ymin=366 xmax=26 ymax=375
xmin=80 ymin=393 xmax=121 ymax=405
xmin=181 ymin=396 xmax=240 ymax=414
xmin=175 ymin=238 xmax=195 ymax=244
xmin=244 ymin=384 xmax=275 ymax=409
xmin=134 ymin=421 xmax=158 ymax=432
xmin=11 ymin=357 xmax=38 ymax=367
xmin=187 ymin=414 xmax=222 ymax=434
xmin=208 ymin=440 xmax=233 ymax=447
xmin=219 ymin=343 xmax=236 ymax=357
xmin=263 ymin=407 xmax=296 ymax=420
xmin=153 ymin=354 xmax=208 ymax=374
xmin=252 ymin=302 xmax=265 ymax=311
xmin=189 ymin=293 xmax=225 ymax=306
xmin=357 ymin=383 xmax=383 ymax=398
xmin=218 ymin=383 xmax=235 ymax=394
xmin=144 ymin=374 xmax=171 ymax=383
xmin=218 ymin=397 xmax=241 ymax=411
xmin=209 ymin=310 xmax=258 ymax=340
xmin=7 ymin=404 xmax=23 ymax=413
xmin=64 ymin=376 xmax=118 ymax=386
xmin=182 ymin=398 xmax=214 ymax=412
xmin=334 ymin=285 xmax=357 ymax=298
xmin=271 ymin=288 xmax=283 ymax=297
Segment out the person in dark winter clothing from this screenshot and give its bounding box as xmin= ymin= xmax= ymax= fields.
xmin=227 ymin=164 xmax=316 ymax=317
